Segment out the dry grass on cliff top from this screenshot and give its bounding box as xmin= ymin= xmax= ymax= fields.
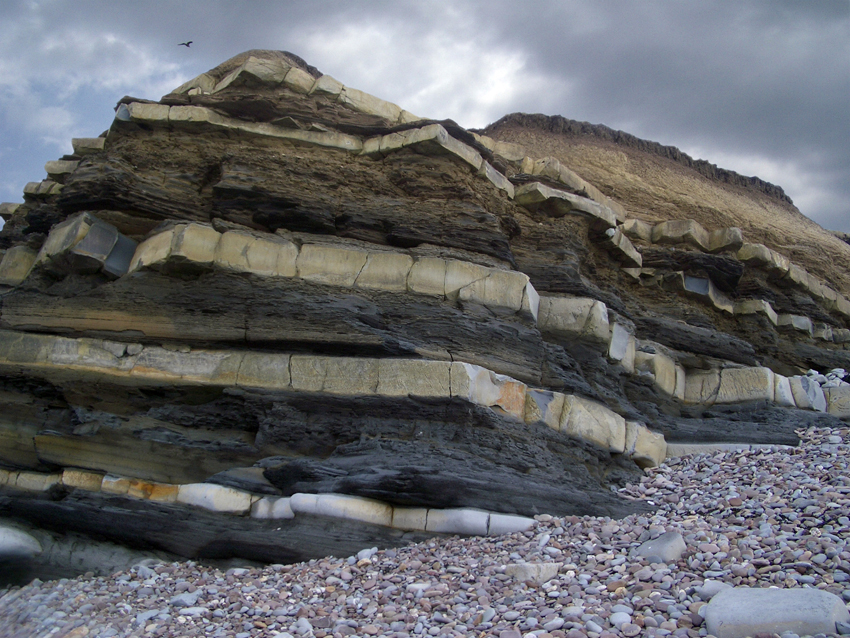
xmin=489 ymin=122 xmax=850 ymax=296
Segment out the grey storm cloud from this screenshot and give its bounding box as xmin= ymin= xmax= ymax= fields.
xmin=0 ymin=0 xmax=847 ymax=231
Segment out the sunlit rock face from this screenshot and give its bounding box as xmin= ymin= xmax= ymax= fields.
xmin=0 ymin=49 xmax=848 ymax=572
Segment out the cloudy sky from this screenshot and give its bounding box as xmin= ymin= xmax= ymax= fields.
xmin=1 ymin=0 xmax=848 ymax=231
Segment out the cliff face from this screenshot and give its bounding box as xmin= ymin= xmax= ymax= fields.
xmin=0 ymin=50 xmax=848 ymax=577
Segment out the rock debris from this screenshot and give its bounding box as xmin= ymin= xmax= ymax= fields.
xmin=4 ymin=427 xmax=850 ymax=638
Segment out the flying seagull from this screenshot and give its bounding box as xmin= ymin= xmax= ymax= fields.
xmin=178 ymin=41 xmax=192 ymax=47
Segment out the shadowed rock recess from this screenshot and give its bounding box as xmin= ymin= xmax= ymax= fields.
xmin=1 ymin=50 xmax=849 ymax=576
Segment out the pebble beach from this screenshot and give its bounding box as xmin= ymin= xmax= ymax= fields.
xmin=3 ymin=426 xmax=850 ymax=638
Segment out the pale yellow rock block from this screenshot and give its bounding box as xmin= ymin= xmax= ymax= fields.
xmin=354 ymin=252 xmax=414 ymax=292
xmin=608 ymin=323 xmax=636 ymax=374
xmin=537 ymin=296 xmax=610 ymax=345
xmin=532 ymin=157 xmax=562 ymax=181
xmin=458 ymin=269 xmax=529 ymax=311
xmin=131 ymin=347 xmax=243 ymax=387
xmin=478 ymin=162 xmax=515 ymax=198
xmin=309 ymin=75 xmax=344 ymax=98
xmin=378 ymin=131 xmax=410 ymax=155
xmin=651 ymin=219 xmax=709 ymax=251
xmin=377 ymin=359 xmax=451 ymax=397
xmin=283 ymin=67 xmax=315 ymax=94
xmin=684 ymin=369 xmax=721 ymax=404
xmin=737 ymin=243 xmax=790 ymax=275
xmin=449 ymin=362 xmax=526 ymax=419
xmin=296 ymin=244 xmax=368 ymax=287
xmin=237 ymin=352 xmax=291 ymax=390
xmin=214 ymin=56 xmax=291 ymax=93
xmin=523 ymin=389 xmax=566 ymax=432
xmin=560 ymin=395 xmax=626 ymax=453
xmin=774 ymin=375 xmax=796 ymax=407
xmin=826 ymin=386 xmax=850 ymax=419
xmin=215 ymin=231 xmax=253 ymax=272
xmin=171 ymin=224 xmax=221 ymax=265
xmin=338 ymin=86 xmax=402 ymax=121
xmin=360 ymin=136 xmax=384 ymax=158
xmin=837 ymin=295 xmax=850 ymax=318
xmin=291 ymin=493 xmax=393 ymax=526
xmin=168 ymin=105 xmax=226 ymax=125
xmin=440 ymin=135 xmax=484 ymax=171
xmin=126 ymin=102 xmax=170 ymax=123
xmin=0 ymin=246 xmax=38 ymax=287
xmin=558 ymin=165 xmax=590 ymax=193
xmin=101 ymin=475 xmax=131 ymax=495
xmin=72 ymin=137 xmax=106 ymax=155
xmin=708 ymin=227 xmax=743 ymax=253
xmin=514 ymin=182 xmax=617 ymax=229
xmin=289 ymin=356 xmax=378 ymax=395
xmin=716 ymin=367 xmax=775 ymax=404
xmin=487 ymin=513 xmax=536 ymax=535
xmin=604 ymin=228 xmax=643 ymax=268
xmin=622 ymin=219 xmax=653 ymax=243
xmin=289 ymin=355 xmax=328 ymax=392
xmin=397 ymin=110 xmax=421 ymax=124
xmin=521 ymin=283 xmax=541 ymax=322
xmin=444 ymin=260 xmax=491 ymax=300
xmin=61 ymin=470 xmax=104 ymax=491
xmin=45 ymin=160 xmax=79 ymax=178
xmin=519 ymin=156 xmax=535 ymax=174
xmin=129 ymin=228 xmax=174 ymax=272
xmin=171 ymin=72 xmax=217 ymax=95
xmin=391 ymin=507 xmax=428 ymax=531
xmin=14 ymin=472 xmax=61 ymax=491
xmin=0 ymin=469 xmax=12 ymax=486
xmin=247 ymin=236 xmax=296 ymax=277
xmin=492 ymin=141 xmax=526 ymax=162
xmin=734 ymin=299 xmax=779 ymax=325
xmin=425 ymin=508 xmax=489 ymax=535
xmin=407 ymin=258 xmax=447 ymax=297
xmin=675 ymin=365 xmax=687 ymax=401
xmin=177 ymin=483 xmax=255 ymax=514
xmin=127 ymin=479 xmax=178 ymax=502
xmin=625 ymin=421 xmax=667 ymax=468
xmin=322 ymin=358 xmax=379 ymax=395
xmin=251 ymin=497 xmax=294 ymax=519
xmin=37 ymin=213 xmax=93 ymax=265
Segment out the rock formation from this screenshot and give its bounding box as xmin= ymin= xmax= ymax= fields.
xmin=0 ymin=50 xmax=848 ymax=574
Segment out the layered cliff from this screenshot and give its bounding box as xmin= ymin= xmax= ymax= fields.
xmin=0 ymin=50 xmax=848 ymax=577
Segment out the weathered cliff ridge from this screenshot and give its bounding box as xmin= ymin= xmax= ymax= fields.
xmin=1 ymin=50 xmax=849 ymax=579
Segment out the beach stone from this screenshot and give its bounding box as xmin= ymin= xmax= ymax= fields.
xmin=704 ymin=587 xmax=850 ymax=638
xmin=505 ymin=563 xmax=560 ymax=585
xmin=631 ymin=531 xmax=686 ymax=563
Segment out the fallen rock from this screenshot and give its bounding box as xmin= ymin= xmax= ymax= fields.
xmin=704 ymin=587 xmax=850 ymax=638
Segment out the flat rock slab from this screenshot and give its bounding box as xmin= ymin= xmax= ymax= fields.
xmin=704 ymin=587 xmax=850 ymax=638
xmin=630 ymin=531 xmax=686 ymax=563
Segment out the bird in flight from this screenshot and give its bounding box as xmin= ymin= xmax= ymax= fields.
xmin=178 ymin=41 xmax=193 ymax=47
